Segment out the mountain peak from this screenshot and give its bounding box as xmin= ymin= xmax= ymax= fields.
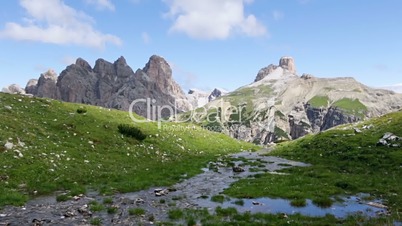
xmin=279 ymin=56 xmax=296 ymax=74
xmin=76 ymin=58 xmax=92 ymax=71
xmin=254 ymin=56 xmax=297 ymax=82
xmin=143 ymin=55 xmax=172 ymax=80
xmin=115 ymin=56 xmax=127 ymax=65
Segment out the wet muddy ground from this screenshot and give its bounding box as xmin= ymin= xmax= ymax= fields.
xmin=0 ymin=151 xmax=389 ymax=225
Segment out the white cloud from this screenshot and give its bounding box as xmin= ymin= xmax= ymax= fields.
xmin=272 ymin=10 xmax=284 ymax=21
xmin=85 ymin=0 xmax=115 ymax=11
xmin=0 ymin=0 xmax=122 ymax=49
xmin=163 ymin=0 xmax=267 ymax=40
xmin=141 ymin=32 xmax=151 ymax=44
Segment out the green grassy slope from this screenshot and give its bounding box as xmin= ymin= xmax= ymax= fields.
xmin=225 ymin=110 xmax=402 ymax=221
xmin=0 ymin=93 xmax=256 ymax=206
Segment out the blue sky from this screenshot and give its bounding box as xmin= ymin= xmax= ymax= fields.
xmin=0 ymin=0 xmax=401 ymax=92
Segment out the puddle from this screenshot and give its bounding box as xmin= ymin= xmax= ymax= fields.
xmin=194 ymin=195 xmax=388 ymax=218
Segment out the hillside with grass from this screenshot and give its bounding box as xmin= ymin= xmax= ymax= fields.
xmin=0 ymin=93 xmax=256 ymax=207
xmin=224 ymin=109 xmax=402 ymax=223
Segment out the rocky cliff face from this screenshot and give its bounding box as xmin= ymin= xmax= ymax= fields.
xmin=189 ymin=56 xmax=402 ymax=144
xmin=25 ymin=55 xmax=190 ymax=118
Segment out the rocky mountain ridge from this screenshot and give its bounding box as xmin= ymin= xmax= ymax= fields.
xmin=3 ymin=55 xmax=402 ymax=145
xmin=189 ymin=57 xmax=402 ymax=144
xmin=22 ymin=55 xmax=190 ymax=118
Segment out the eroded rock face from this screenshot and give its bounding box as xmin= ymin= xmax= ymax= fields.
xmin=25 ymin=55 xmax=190 ymax=118
xmin=279 ymin=56 xmax=296 ymax=74
xmin=320 ymin=107 xmax=360 ymax=131
xmin=25 ymin=79 xmax=38 ymax=94
xmin=36 ymin=70 xmax=59 ymax=99
xmin=254 ymin=64 xmax=279 ymax=82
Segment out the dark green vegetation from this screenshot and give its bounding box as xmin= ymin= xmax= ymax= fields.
xmin=128 ymin=207 xmax=145 ymax=216
xmin=211 ymin=194 xmax=228 ymax=203
xmin=225 ymin=110 xmax=402 ymax=221
xmin=160 ymin=207 xmax=392 ymax=226
xmin=89 ymin=200 xmax=104 ymax=212
xmin=0 ymin=93 xmax=256 ymax=207
xmin=89 ymin=217 xmax=102 ymax=225
xmin=117 ymin=123 xmax=147 ymax=141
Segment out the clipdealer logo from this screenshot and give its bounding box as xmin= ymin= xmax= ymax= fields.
xmin=128 ymin=97 xmax=275 ymax=131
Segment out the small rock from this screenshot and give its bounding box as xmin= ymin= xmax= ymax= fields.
xmin=367 ymin=201 xmax=388 ymax=209
xmin=0 ymin=214 xmax=7 ymax=217
xmin=77 ymin=205 xmax=92 ymax=217
xmin=4 ymin=105 xmax=12 ymax=110
xmin=376 ymin=139 xmax=388 ymax=146
xmin=135 ymin=198 xmax=145 ymax=204
xmin=17 ymin=138 xmax=25 ymax=147
xmin=4 ymin=141 xmax=13 ymax=150
xmin=354 ymin=128 xmax=362 ymax=133
xmin=252 ymin=201 xmax=263 ymax=206
xmin=32 ymin=218 xmax=51 ymax=226
xmin=232 ymin=166 xmax=245 ymax=173
xmin=154 ymin=188 xmax=169 ymax=196
xmin=64 ymin=211 xmax=76 ymax=217
xmin=382 ymin=132 xmax=394 ymax=140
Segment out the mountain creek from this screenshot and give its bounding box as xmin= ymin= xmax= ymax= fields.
xmin=0 ymin=150 xmax=390 ymax=226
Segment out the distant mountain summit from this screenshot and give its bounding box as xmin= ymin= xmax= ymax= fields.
xmin=24 ymin=55 xmax=190 ymax=118
xmin=185 ymin=56 xmax=402 ymax=144
xmin=381 ymin=84 xmax=402 ymax=93
xmin=187 ymin=88 xmax=229 ymax=108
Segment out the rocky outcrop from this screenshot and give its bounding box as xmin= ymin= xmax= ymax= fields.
xmin=25 ymin=55 xmax=190 ymax=118
xmin=279 ymin=56 xmax=296 ymax=74
xmin=36 ymin=70 xmax=59 ymax=99
xmin=25 ymin=79 xmax=38 ymax=94
xmin=254 ymin=56 xmax=297 ymax=82
xmin=320 ymin=107 xmax=360 ymax=131
xmin=301 ymin=74 xmax=314 ymax=80
xmin=208 ymin=88 xmax=227 ymax=102
xmin=57 ymin=58 xmax=98 ymax=104
xmin=254 ymin=64 xmax=278 ymax=82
